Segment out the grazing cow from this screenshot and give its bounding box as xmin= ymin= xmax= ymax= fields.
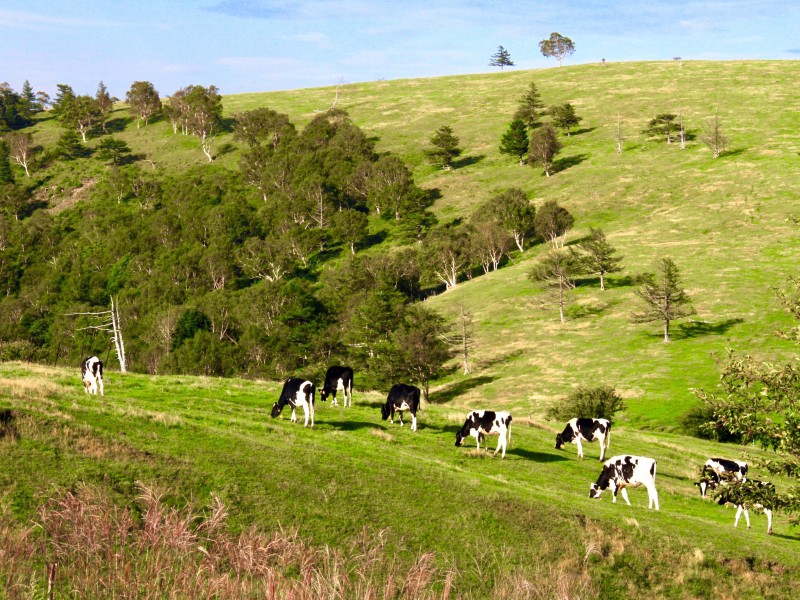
xmin=381 ymin=384 xmax=421 ymax=432
xmin=554 ymin=417 xmax=611 ymax=461
xmin=81 ymin=356 xmax=104 ymax=396
xmin=455 ymin=410 xmax=512 ymax=459
xmin=590 ymin=455 xmax=659 ymax=510
xmin=699 ymin=471 xmax=775 ymax=535
xmin=320 ymin=366 xmax=354 ymax=407
xmin=271 ymin=378 xmax=315 ymax=427
xmin=695 ymin=458 xmax=747 ymax=498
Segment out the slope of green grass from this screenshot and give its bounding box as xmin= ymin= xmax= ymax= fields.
xmin=1 ymin=363 xmax=799 ymax=596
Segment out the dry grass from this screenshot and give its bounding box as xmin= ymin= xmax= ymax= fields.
xmin=0 ymin=483 xmax=599 ymax=600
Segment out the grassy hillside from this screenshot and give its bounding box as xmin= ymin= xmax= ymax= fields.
xmin=1 ymin=362 xmax=799 ymax=597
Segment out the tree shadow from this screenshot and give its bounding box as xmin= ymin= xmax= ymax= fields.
xmin=360 ymin=228 xmax=389 ymax=250
xmin=451 ymin=154 xmax=486 ymax=169
xmin=720 ymin=147 xmax=746 ymax=158
xmin=569 ymin=126 xmax=597 ymax=136
xmin=565 ymin=302 xmax=612 ymax=320
xmin=105 ymin=117 xmax=132 ymax=133
xmin=431 ymin=375 xmax=497 ymax=404
xmin=216 ymin=142 xmax=236 ymax=156
xmin=552 ymin=153 xmax=588 ymax=173
xmin=605 ymin=275 xmax=637 ymax=289
xmin=676 ymin=318 xmax=744 ymax=339
xmin=219 ymin=116 xmax=237 ymax=133
xmin=506 ymin=448 xmax=570 ymax=462
xmin=477 ymin=349 xmax=523 ymax=370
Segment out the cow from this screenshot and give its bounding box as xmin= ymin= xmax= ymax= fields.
xmin=695 ymin=458 xmax=748 ymax=498
xmin=554 ymin=417 xmax=611 ymax=461
xmin=270 ymin=378 xmax=315 ymax=427
xmin=590 ymin=455 xmax=659 ymax=510
xmin=699 ymin=470 xmax=774 ymax=535
xmin=81 ymin=356 xmax=104 ymax=396
xmin=381 ymin=384 xmax=421 ymax=432
xmin=320 ymin=366 xmax=354 ymax=407
xmin=455 ymin=410 xmax=512 ymax=459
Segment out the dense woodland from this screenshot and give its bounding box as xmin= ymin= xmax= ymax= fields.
xmin=0 ymin=79 xmax=574 ymax=392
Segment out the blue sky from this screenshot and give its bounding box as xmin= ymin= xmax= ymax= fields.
xmin=2 ymin=1 xmax=798 ymax=98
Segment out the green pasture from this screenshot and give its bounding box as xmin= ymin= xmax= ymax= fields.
xmin=1 ymin=363 xmax=799 ymax=595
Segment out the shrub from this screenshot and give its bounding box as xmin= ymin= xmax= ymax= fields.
xmin=546 ymin=385 xmax=626 ymax=423
xmin=679 ymin=403 xmax=742 ymax=443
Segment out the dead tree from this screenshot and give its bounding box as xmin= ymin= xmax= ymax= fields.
xmin=65 ymin=296 xmax=127 ymax=372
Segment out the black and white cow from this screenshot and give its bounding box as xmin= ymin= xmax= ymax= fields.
xmin=270 ymin=378 xmax=316 ymax=427
xmin=707 ymin=474 xmax=775 ymax=535
xmin=381 ymin=383 xmax=421 ymax=432
xmin=455 ymin=410 xmax=512 ymax=459
xmin=554 ymin=417 xmax=611 ymax=461
xmin=320 ymin=366 xmax=354 ymax=407
xmin=695 ymin=457 xmax=747 ymax=498
xmin=81 ymin=356 xmax=104 ymax=396
xmin=590 ymin=455 xmax=659 ymax=510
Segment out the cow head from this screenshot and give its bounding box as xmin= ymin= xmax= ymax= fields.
xmin=380 ymin=404 xmax=390 ymax=421
xmin=270 ymin=402 xmax=283 ymax=418
xmin=589 ymin=483 xmax=603 ymax=499
xmin=554 ymin=432 xmax=565 ymax=450
xmin=320 ymin=388 xmax=329 ymax=402
xmin=455 ymin=431 xmax=465 ymax=447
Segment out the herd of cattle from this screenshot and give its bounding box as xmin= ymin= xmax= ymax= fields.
xmin=80 ymin=357 xmax=776 ymax=535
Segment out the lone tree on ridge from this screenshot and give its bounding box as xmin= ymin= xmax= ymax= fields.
xmin=539 ymin=32 xmax=575 ymax=66
xmin=489 ymin=46 xmax=515 ymax=70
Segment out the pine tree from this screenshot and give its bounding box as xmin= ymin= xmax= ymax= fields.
xmin=643 ymin=113 xmax=680 ymax=144
xmin=0 ymin=141 xmax=14 ymax=184
xmin=424 ymin=125 xmax=461 ymax=170
xmin=551 ymin=103 xmax=583 ymax=136
xmin=632 ymin=258 xmax=695 ymax=342
xmin=499 ymin=119 xmax=529 ymax=165
xmin=578 ymin=227 xmax=623 ymax=290
xmin=489 ymin=46 xmax=515 ymax=70
xmin=528 ymin=123 xmax=562 ymax=177
xmin=513 ymin=82 xmax=545 ymax=129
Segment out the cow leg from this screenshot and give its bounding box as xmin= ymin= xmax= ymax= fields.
xmin=734 ymin=505 xmax=750 ymax=528
xmin=599 ymin=434 xmax=606 ymax=461
xmin=494 ymin=432 xmax=507 ymax=458
xmin=576 ymin=437 xmax=584 ymax=459
xmin=399 ymin=410 xmax=404 ymax=427
xmin=620 ymin=488 xmax=631 ymax=506
xmin=765 ymin=509 xmax=773 ymax=535
xmin=411 ymin=413 xmax=417 ymax=432
xmin=291 ymin=408 xmax=297 ymax=423
xmin=98 ymin=376 xmax=104 ymax=396
xmin=646 ymin=484 xmax=659 ymax=510
xmin=346 ymin=381 xmax=352 ymax=407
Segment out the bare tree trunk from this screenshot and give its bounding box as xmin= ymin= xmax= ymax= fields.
xmin=559 ymin=277 xmax=566 ymax=323
xmin=600 ymin=271 xmax=606 ymax=291
xmin=680 ymin=114 xmax=686 ymax=150
xmin=616 ymin=114 xmax=623 ymax=154
xmin=663 ymin=319 xmax=670 ymax=342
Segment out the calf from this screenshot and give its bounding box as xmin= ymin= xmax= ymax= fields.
xmin=320 ymin=366 xmax=354 ymax=407
xmin=81 ymin=356 xmax=104 ymax=396
xmin=455 ymin=410 xmax=512 ymax=459
xmin=271 ymin=378 xmax=315 ymax=427
xmin=590 ymin=455 xmax=659 ymax=510
xmin=695 ymin=458 xmax=747 ymax=498
xmin=554 ymin=417 xmax=611 ymax=461
xmin=381 ymin=383 xmax=420 ymax=432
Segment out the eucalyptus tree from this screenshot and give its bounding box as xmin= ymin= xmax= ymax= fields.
xmin=126 ymin=81 xmax=162 ymax=127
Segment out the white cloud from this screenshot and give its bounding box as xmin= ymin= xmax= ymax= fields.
xmin=0 ymin=8 xmax=121 ymax=30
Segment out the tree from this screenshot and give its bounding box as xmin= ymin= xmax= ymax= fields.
xmin=0 ymin=140 xmax=13 ymax=184
xmin=19 ymin=80 xmax=36 ymax=118
xmin=499 ymin=118 xmax=529 ymax=165
xmin=126 ymin=81 xmax=162 ymax=128
xmin=534 ymin=200 xmax=573 ymax=248
xmin=489 ymin=46 xmax=515 ymax=70
xmin=423 ymin=224 xmax=469 ymax=290
xmin=616 ymin=114 xmax=623 ymax=154
xmin=97 ymin=137 xmax=132 ymax=165
xmin=642 ymin=113 xmax=680 ymax=144
xmin=50 ymin=84 xmax=75 ymax=116
xmin=513 ymin=83 xmax=545 ymax=130
xmin=95 ymin=81 xmax=114 ymax=132
xmin=389 ymin=305 xmax=453 ymax=403
xmin=702 ymin=114 xmax=729 ymax=158
xmin=444 ymin=304 xmax=474 ymax=375
xmin=528 ymin=123 xmax=562 ymax=177
xmin=55 ymin=128 xmax=87 ymax=159
xmin=182 ymin=85 xmax=223 ymax=161
xmin=468 ymin=218 xmax=510 ymax=273
xmin=481 ymin=187 xmax=536 ymax=252
xmin=60 ymin=95 xmax=103 ymax=142
xmin=530 ymin=248 xmax=587 ymax=322
xmin=578 ymin=227 xmax=623 ymax=290
xmin=332 ymin=208 xmax=369 ymax=254
xmin=4 ymin=132 xmax=38 ymax=177
xmin=424 ymin=125 xmax=461 ymax=170
xmin=539 ymin=32 xmax=575 ymax=66
xmin=0 ymin=183 xmax=33 ymax=221
xmin=550 ymin=103 xmax=582 ymax=136
xmin=631 ymin=257 xmax=695 ymax=342
xmin=233 ymin=108 xmax=295 ymax=149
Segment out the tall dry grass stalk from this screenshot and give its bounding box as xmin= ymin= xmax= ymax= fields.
xmin=0 ymin=482 xmax=600 ymax=599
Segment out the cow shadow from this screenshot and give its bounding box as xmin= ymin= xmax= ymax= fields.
xmin=506 ymin=448 xmax=569 ymax=462
xmin=430 ymin=375 xmax=497 ymax=405
xmin=676 ymin=318 xmax=744 ymax=339
xmin=319 ymin=420 xmax=377 ymax=432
